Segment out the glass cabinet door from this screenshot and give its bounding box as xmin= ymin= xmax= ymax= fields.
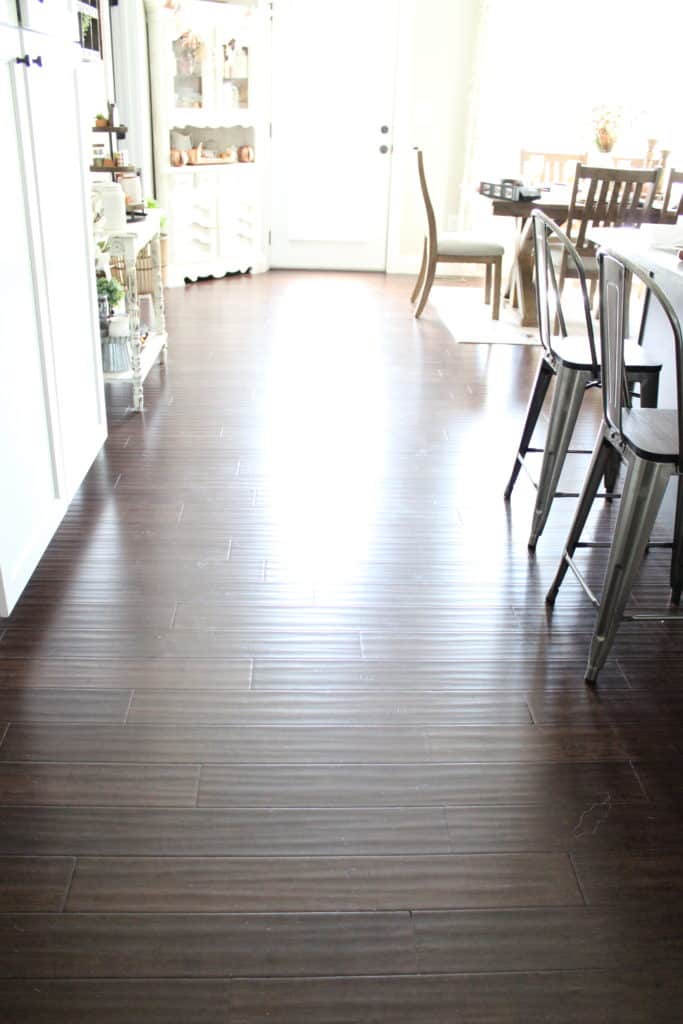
xmin=172 ymin=27 xmax=207 ymax=109
xmin=214 ymin=5 xmax=252 ymax=119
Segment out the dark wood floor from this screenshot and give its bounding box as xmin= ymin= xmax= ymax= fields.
xmin=1 ymin=272 xmax=683 ymax=1022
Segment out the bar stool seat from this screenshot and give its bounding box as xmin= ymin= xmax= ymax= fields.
xmin=552 ymin=335 xmax=661 ymax=373
xmin=620 ymin=408 xmax=679 ymax=460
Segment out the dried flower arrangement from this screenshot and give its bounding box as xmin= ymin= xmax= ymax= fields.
xmin=173 ymin=30 xmax=205 ymax=77
xmin=592 ymin=105 xmax=622 ymax=154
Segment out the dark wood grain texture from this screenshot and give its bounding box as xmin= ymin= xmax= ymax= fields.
xmin=66 ymin=854 xmax=582 ymax=912
xmin=0 ymin=912 xmax=416 ymax=979
xmin=0 ymin=857 xmax=74 ymax=912
xmin=1 ymin=271 xmax=682 ymax=1019
xmin=0 ymin=763 xmax=199 ymax=806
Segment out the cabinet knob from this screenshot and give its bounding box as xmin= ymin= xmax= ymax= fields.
xmin=15 ymin=55 xmax=30 ymax=66
xmin=380 ymin=125 xmax=389 ymax=134
xmin=379 ymin=144 xmax=389 ymax=154
xmin=32 ymin=56 xmax=43 ymax=68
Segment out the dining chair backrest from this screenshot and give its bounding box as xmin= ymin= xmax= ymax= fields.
xmin=660 ymin=168 xmax=683 ymax=225
xmin=599 ymin=248 xmax=683 ymax=458
xmin=416 ymin=149 xmax=437 ymax=254
xmin=566 ymin=165 xmax=660 ymax=258
xmin=520 ymin=150 xmax=587 ymax=186
xmin=532 ymin=210 xmax=598 ymax=374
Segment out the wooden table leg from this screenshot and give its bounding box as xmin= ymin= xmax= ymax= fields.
xmin=514 ymin=217 xmax=538 ymax=328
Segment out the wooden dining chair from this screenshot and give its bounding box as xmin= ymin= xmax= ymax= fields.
xmin=520 ymin=150 xmax=587 ymax=186
xmin=411 ymin=149 xmax=504 ymax=319
xmin=659 ymin=168 xmax=683 ymax=224
xmin=547 ymin=249 xmax=683 ymax=683
xmin=559 ymin=164 xmax=660 ymax=300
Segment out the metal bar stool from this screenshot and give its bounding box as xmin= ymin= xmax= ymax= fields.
xmin=546 ymin=249 xmax=683 ymax=683
xmin=504 ymin=211 xmax=662 ymax=550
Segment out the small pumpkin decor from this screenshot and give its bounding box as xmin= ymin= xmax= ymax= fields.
xmin=188 ymin=142 xmax=204 ymax=165
xmin=237 ymin=144 xmax=255 ymax=163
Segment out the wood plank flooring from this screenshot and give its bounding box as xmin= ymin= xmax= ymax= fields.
xmin=1 ymin=271 xmax=683 ymax=1021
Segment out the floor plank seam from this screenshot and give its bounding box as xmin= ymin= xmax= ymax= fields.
xmin=58 ymin=857 xmax=78 ymax=913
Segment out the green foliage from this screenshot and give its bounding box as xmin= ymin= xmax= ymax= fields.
xmin=96 ymin=276 xmax=124 ymax=307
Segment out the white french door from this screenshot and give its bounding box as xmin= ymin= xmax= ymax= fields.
xmin=270 ymin=0 xmax=399 ymax=270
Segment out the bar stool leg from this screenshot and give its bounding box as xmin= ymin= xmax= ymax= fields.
xmin=670 ymin=478 xmax=683 ymax=605
xmin=546 ymin=432 xmax=613 ymax=605
xmin=528 ymin=365 xmax=591 ymax=549
xmin=504 ymin=357 xmax=554 ymax=500
xmin=603 ymin=448 xmax=621 ymax=495
xmin=638 ymin=369 xmax=660 ymax=409
xmin=585 ymin=457 xmax=673 ymax=683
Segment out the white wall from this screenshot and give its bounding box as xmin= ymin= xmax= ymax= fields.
xmin=386 ymin=0 xmax=483 ymax=275
xmin=110 ymin=0 xmax=155 ymax=195
xmin=78 ymin=0 xmax=115 ymax=125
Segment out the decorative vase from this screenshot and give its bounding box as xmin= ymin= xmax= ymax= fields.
xmin=595 ymin=127 xmax=616 ymax=154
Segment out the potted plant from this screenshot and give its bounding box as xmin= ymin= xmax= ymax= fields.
xmin=96 ymin=276 xmax=130 ymax=373
xmin=95 ymin=112 xmax=109 ymax=129
xmin=96 ymin=275 xmax=124 ymax=321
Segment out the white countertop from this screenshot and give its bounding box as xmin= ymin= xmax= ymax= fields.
xmin=589 ymin=225 xmax=683 ymax=406
xmin=103 ymin=207 xmax=162 ymax=254
xmin=589 ymin=225 xmax=683 ymax=295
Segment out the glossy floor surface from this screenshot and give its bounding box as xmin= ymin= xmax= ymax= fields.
xmin=1 ymin=272 xmax=683 ymax=1022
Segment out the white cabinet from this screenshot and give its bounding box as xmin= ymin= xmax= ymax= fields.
xmin=145 ymin=0 xmax=269 ymax=285
xmin=0 ymin=25 xmax=106 ymax=616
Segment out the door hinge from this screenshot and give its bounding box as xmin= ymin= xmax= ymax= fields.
xmin=268 ymin=229 xmax=272 ymax=245
xmin=269 ymin=122 xmax=272 ymax=139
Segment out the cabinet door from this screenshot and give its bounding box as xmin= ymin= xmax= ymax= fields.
xmin=0 ymin=27 xmax=64 ymax=615
xmin=22 ymin=31 xmax=106 ymax=498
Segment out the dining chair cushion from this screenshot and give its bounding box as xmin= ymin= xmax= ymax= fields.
xmin=437 ymin=234 xmax=505 ymax=258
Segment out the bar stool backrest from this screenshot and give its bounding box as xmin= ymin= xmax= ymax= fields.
xmin=598 ymin=248 xmax=683 ymax=459
xmin=531 ymin=209 xmax=598 ymax=376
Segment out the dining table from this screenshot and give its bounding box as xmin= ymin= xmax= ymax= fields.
xmin=485 ymin=187 xmax=664 ymax=328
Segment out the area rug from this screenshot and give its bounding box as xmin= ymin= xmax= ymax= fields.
xmin=429 ymin=284 xmax=538 ymax=346
xmin=429 ymin=282 xmax=593 ymax=347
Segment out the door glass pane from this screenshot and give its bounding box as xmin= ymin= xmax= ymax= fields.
xmin=173 ymin=29 xmax=205 ymax=109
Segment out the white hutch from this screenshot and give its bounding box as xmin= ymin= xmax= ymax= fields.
xmin=145 ymin=0 xmax=269 ymax=285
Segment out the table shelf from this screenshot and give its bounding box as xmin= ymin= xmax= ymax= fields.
xmin=102 ymin=209 xmax=168 ymax=411
xmin=103 ymin=330 xmax=168 ymax=385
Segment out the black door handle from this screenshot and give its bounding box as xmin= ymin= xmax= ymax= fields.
xmin=15 ymin=55 xmax=30 ymax=65
xmin=32 ymin=56 xmax=43 ymax=67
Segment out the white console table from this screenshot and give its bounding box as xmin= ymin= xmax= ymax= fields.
xmin=103 ymin=208 xmax=168 ymax=411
